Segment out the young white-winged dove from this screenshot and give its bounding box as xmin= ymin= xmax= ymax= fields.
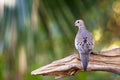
xmin=74 ymin=19 xmax=94 ymax=71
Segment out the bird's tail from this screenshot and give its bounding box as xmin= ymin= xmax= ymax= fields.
xmin=80 ymin=53 xmax=90 ymax=71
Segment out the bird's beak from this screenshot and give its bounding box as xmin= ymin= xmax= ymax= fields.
xmin=74 ymin=23 xmax=76 ymax=27
xmin=73 ymin=24 xmax=75 ymax=27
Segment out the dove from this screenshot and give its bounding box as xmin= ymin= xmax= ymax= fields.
xmin=74 ymin=19 xmax=94 ymax=71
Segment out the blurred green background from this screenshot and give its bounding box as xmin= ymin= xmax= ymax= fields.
xmin=0 ymin=0 xmax=120 ymax=80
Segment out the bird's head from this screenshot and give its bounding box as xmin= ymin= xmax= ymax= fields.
xmin=74 ymin=19 xmax=85 ymax=28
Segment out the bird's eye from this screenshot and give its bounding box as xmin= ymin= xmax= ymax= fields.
xmin=77 ymin=21 xmax=79 ymax=23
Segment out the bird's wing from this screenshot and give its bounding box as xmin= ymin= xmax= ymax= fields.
xmin=86 ymin=32 xmax=94 ymax=50
xmin=75 ymin=31 xmax=94 ymax=54
xmin=75 ymin=33 xmax=86 ymax=53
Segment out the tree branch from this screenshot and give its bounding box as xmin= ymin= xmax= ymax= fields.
xmin=31 ymin=48 xmax=120 ymax=79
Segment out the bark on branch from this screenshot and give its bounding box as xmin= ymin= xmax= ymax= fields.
xmin=31 ymin=48 xmax=120 ymax=79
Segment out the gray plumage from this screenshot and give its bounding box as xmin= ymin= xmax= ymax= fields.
xmin=74 ymin=19 xmax=94 ymax=71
